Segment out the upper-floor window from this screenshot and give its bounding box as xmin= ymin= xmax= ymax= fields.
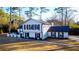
xmin=27 ymin=25 xmax=29 ymax=30
xmin=25 ymin=24 xmax=40 ymax=30
xmin=36 ymin=24 xmax=40 ymax=30
xmin=24 ymin=25 xmax=26 ymax=29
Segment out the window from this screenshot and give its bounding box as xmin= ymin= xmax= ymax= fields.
xmin=27 ymin=25 xmax=34 ymax=30
xmin=32 ymin=25 xmax=34 ymax=30
xmin=30 ymin=25 xmax=33 ymax=30
xmin=26 ymin=24 xmax=40 ymax=30
xmin=52 ymin=32 xmax=55 ymax=36
xmin=27 ymin=25 xmax=29 ymax=30
xmin=24 ymin=25 xmax=26 ymax=29
xmin=37 ymin=24 xmax=40 ymax=30
xmin=29 ymin=25 xmax=31 ymax=30
xmin=35 ymin=24 xmax=37 ymax=30
xmin=34 ymin=24 xmax=40 ymax=30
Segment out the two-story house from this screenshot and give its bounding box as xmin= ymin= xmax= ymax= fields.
xmin=17 ymin=19 xmax=51 ymax=39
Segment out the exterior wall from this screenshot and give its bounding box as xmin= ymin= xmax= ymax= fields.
xmin=29 ymin=32 xmax=35 ymax=38
xmin=47 ymin=32 xmax=68 ymax=38
xmin=23 ymin=20 xmax=42 ymax=33
xmin=21 ymin=19 xmax=42 ymax=39
xmin=42 ymin=24 xmax=51 ymax=39
xmin=56 ymin=32 xmax=58 ymax=38
xmin=23 ymin=32 xmax=42 ymax=38
xmin=63 ymin=32 xmax=68 ymax=38
xmin=48 ymin=32 xmax=51 ymax=37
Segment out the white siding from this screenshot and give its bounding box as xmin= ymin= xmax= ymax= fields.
xmin=23 ymin=20 xmax=42 ymax=33
xmin=29 ymin=32 xmax=35 ymax=38
xmin=20 ymin=19 xmax=43 ymax=39
xmin=64 ymin=32 xmax=68 ymax=38
xmin=48 ymin=32 xmax=51 ymax=37
xmin=42 ymin=24 xmax=51 ymax=39
xmin=56 ymin=32 xmax=58 ymax=38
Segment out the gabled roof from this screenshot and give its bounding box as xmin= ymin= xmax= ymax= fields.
xmin=18 ymin=19 xmax=51 ymax=29
xmin=48 ymin=26 xmax=69 ymax=32
xmin=21 ymin=18 xmax=51 ymax=25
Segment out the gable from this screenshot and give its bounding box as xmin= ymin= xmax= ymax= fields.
xmin=23 ymin=19 xmax=43 ymax=24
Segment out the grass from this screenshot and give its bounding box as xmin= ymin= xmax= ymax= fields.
xmin=69 ymin=42 xmax=79 ymax=45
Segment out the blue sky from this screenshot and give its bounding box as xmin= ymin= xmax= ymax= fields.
xmin=3 ymin=7 xmax=79 ymax=22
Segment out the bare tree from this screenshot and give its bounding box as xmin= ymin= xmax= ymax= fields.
xmin=54 ymin=7 xmax=77 ymax=26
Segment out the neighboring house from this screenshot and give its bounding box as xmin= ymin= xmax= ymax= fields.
xmin=17 ymin=19 xmax=51 ymax=39
xmin=7 ymin=19 xmax=69 ymax=39
xmin=47 ymin=26 xmax=69 ymax=39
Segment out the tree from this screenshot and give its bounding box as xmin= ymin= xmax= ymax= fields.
xmin=5 ymin=7 xmax=12 ymax=33
xmin=0 ymin=9 xmax=9 ymax=34
xmin=39 ymin=7 xmax=49 ymax=20
xmin=11 ymin=7 xmax=22 ymax=20
xmin=54 ymin=7 xmax=77 ymax=26
xmin=25 ymin=7 xmax=38 ymax=19
xmin=6 ymin=7 xmax=23 ymax=33
xmin=54 ymin=7 xmax=64 ymax=26
xmin=64 ymin=8 xmax=77 ymax=25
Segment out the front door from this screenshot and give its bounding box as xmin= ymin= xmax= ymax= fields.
xmin=25 ymin=33 xmax=29 ymax=39
xmin=35 ymin=33 xmax=40 ymax=39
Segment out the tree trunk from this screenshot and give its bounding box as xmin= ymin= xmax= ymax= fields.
xmin=61 ymin=8 xmax=64 ymax=26
xmin=19 ymin=8 xmax=21 ymax=20
xmin=9 ymin=7 xmax=12 ymax=33
xmin=65 ymin=8 xmax=67 ymax=26
xmin=40 ymin=11 xmax=42 ymax=21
